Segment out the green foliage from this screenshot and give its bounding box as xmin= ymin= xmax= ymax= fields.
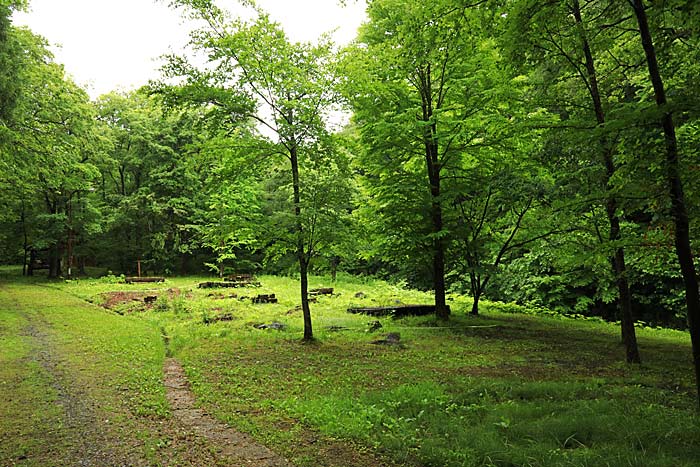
xmin=95 ymin=272 xmax=126 ymax=284
xmin=3 ymin=0 xmax=697 ymax=330
xmin=158 ymin=1 xmax=358 ymax=337
xmin=0 ymin=25 xmax=103 ymax=276
xmin=0 ymin=0 xmax=26 ymax=123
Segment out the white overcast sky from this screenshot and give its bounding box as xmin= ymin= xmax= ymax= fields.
xmin=12 ymin=0 xmax=367 ymax=99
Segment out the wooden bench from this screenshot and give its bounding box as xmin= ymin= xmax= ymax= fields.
xmin=30 ymin=260 xmax=50 ymax=270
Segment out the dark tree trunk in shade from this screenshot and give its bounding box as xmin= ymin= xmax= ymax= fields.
xmin=630 ymin=0 xmax=700 ymax=404
xmin=419 ymin=63 xmax=450 ymax=320
xmin=48 ymin=244 xmax=61 ymax=279
xmin=470 ymin=291 xmax=480 ymax=316
xmin=299 ymin=257 xmax=313 ymax=340
xmin=573 ymin=0 xmax=640 ymax=363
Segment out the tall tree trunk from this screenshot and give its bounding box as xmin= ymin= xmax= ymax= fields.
xmin=290 ymin=143 xmax=313 ymax=341
xmin=420 ymin=64 xmax=450 ymax=320
xmin=573 ymin=0 xmax=640 ymax=363
xmin=630 ymin=0 xmax=700 ymax=404
xmin=432 ymin=198 xmax=449 ymax=319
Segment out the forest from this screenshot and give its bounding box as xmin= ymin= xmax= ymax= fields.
xmin=3 ymin=1 xmax=700 ymax=465
xmin=2 ymin=0 xmax=700 ymax=391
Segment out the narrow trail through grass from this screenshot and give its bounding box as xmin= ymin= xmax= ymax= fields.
xmin=1 ymin=282 xmax=148 ymax=466
xmin=163 ymin=358 xmax=293 ymax=467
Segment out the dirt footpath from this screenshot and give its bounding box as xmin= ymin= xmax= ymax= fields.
xmin=5 ymin=308 xmax=295 ymax=467
xmin=164 ymin=358 xmax=293 ymax=467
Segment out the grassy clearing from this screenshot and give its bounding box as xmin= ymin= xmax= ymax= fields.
xmin=0 ymin=268 xmax=232 ymax=466
xmin=12 ymin=280 xmax=169 ymax=417
xmin=8 ymin=267 xmax=700 ymax=466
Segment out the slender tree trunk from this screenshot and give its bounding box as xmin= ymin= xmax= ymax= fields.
xmin=219 ymin=240 xmax=225 ymax=279
xmin=290 ymin=143 xmax=313 ymax=341
xmin=471 ymin=289 xmax=481 ymax=316
xmin=300 ymin=257 xmax=313 ymax=340
xmin=432 ymin=200 xmax=449 ymax=319
xmin=28 ymin=248 xmax=35 ymax=276
xmin=419 ymin=65 xmax=449 ymax=320
xmin=66 ymin=197 xmax=74 ymax=279
xmin=608 ymin=207 xmax=640 ymax=363
xmin=630 ymin=0 xmax=700 ymax=404
xmin=471 ymin=274 xmax=494 ymax=316
xmin=21 ymin=200 xmax=28 ymax=277
xmin=573 ymin=0 xmax=640 ymax=363
xmin=330 ymin=256 xmax=339 ymax=282
xmin=44 ymin=196 xmax=62 ymax=279
xmin=468 ymin=268 xmax=479 ymax=315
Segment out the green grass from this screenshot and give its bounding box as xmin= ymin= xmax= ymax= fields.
xmin=0 ymin=267 xmax=178 ymax=466
xmin=0 ymin=292 xmax=64 ymax=464
xmin=4 ymin=266 xmax=700 ymax=466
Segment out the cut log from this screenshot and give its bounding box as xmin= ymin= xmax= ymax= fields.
xmin=347 ymin=304 xmax=446 ymax=318
xmin=203 ymin=312 xmax=234 ymax=324
xmin=125 ymin=277 xmax=165 ymax=284
xmin=253 ymin=321 xmax=285 ymax=330
xmin=371 ymin=332 xmax=402 ymax=345
xmin=225 ymin=273 xmax=254 ymax=282
xmin=198 ymin=282 xmax=242 ymax=289
xmin=223 ymin=273 xmax=260 ymax=287
xmin=309 ymin=287 xmax=334 ymax=296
